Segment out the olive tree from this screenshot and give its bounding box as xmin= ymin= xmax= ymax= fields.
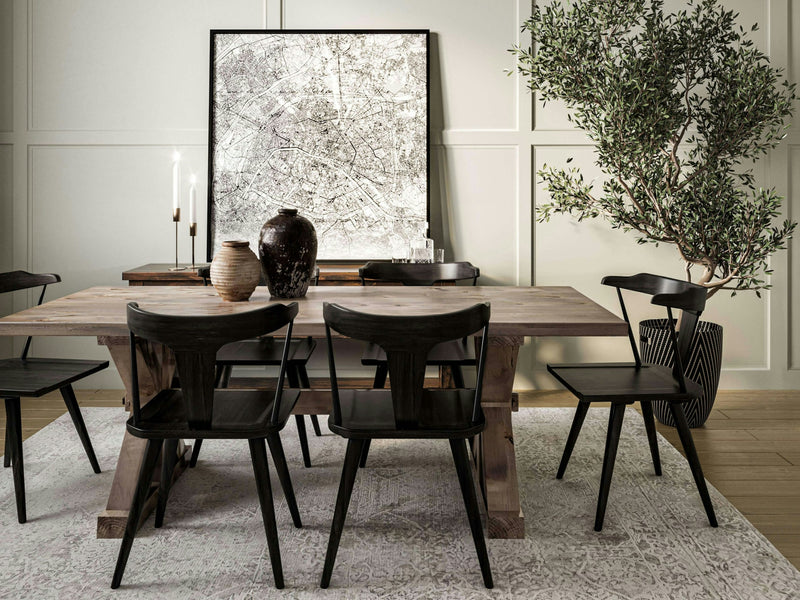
xmin=513 ymin=0 xmax=796 ymax=298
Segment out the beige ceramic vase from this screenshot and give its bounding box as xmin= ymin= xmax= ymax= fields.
xmin=210 ymin=240 xmax=261 ymax=301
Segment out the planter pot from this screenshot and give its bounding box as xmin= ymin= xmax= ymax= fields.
xmin=210 ymin=240 xmax=261 ymax=301
xmin=639 ymin=318 xmax=723 ymax=428
xmin=258 ymin=208 xmax=317 ymax=298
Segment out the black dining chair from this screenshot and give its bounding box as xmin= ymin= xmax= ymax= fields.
xmin=547 ymin=273 xmax=718 ymax=531
xmin=111 ymin=301 xmax=302 ymax=589
xmin=320 ymin=301 xmax=493 ymax=589
xmin=358 ymin=261 xmax=480 ymax=467
xmin=189 ymin=265 xmax=321 ymax=469
xmin=0 ymin=271 xmax=106 ymax=523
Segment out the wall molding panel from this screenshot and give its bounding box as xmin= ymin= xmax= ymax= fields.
xmin=2 ymin=0 xmax=797 ymax=389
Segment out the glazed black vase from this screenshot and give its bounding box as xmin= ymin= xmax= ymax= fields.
xmin=258 ymin=208 xmax=318 ymax=298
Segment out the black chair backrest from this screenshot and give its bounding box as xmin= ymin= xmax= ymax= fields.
xmin=126 ymin=302 xmax=298 ymax=429
xmin=359 ymin=262 xmax=479 ymax=286
xmin=323 ymin=302 xmax=491 ymax=428
xmin=0 ymin=271 xmax=62 ymax=360
xmin=602 ymin=273 xmax=707 ymax=391
xmin=197 ymin=265 xmax=320 ymax=287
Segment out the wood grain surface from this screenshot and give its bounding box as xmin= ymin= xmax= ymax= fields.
xmin=0 ymin=285 xmax=627 ymax=338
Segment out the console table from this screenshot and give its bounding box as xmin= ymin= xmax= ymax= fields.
xmin=122 ymin=263 xmax=363 ymax=286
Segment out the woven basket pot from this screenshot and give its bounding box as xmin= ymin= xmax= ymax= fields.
xmin=639 ymin=318 xmax=723 ymax=428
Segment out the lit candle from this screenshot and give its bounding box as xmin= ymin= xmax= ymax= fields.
xmin=189 ymin=174 xmax=197 ymax=224
xmin=172 ymin=151 xmax=181 ymax=216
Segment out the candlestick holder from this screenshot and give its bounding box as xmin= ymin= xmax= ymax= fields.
xmin=189 ymin=223 xmax=197 ymax=269
xmin=169 ymin=208 xmax=187 ymax=271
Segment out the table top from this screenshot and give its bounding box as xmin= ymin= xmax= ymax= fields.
xmin=0 ymin=285 xmax=627 ymax=338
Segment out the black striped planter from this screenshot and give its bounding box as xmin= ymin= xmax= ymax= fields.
xmin=639 ymin=319 xmax=724 ymax=428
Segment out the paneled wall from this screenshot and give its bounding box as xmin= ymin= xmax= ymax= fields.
xmin=0 ymin=0 xmax=797 ymax=390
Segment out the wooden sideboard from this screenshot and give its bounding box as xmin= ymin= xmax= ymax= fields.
xmin=122 ymin=263 xmax=364 ymax=286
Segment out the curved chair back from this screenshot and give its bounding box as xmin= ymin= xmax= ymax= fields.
xmin=323 ymin=302 xmax=491 ymax=427
xmin=359 ymin=262 xmax=479 ymax=286
xmin=0 ymin=270 xmax=62 ymax=360
xmin=602 ymin=273 xmax=706 ymax=391
xmin=126 ymin=302 xmax=298 ymax=429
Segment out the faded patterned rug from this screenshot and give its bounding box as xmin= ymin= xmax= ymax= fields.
xmin=1 ymin=407 xmax=798 ymax=599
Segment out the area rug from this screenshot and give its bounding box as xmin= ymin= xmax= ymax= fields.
xmin=1 ymin=407 xmax=798 ymax=599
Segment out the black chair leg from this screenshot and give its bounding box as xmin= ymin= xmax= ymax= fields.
xmin=669 ymin=402 xmax=718 ymax=527
xmin=3 ymin=434 xmax=10 ymax=468
xmin=557 ymin=402 xmax=590 ymax=479
xmin=640 ymin=400 xmax=662 ymax=476
xmin=214 ymin=365 xmax=225 ymax=388
xmin=287 ymin=365 xmax=312 ymax=468
xmin=358 ymin=439 xmax=371 ymax=468
xmin=60 ymin=384 xmax=101 ymax=474
xmin=111 ymin=438 xmax=162 ymax=589
xmin=248 ymin=438 xmax=284 ymax=589
xmin=218 ymin=364 xmax=233 ymax=388
xmin=296 ymin=365 xmax=322 ymax=437
xmin=321 ymin=438 xmax=365 ymax=589
xmin=451 ymin=365 xmax=466 ymax=389
xmin=155 ymin=439 xmax=178 ymax=528
xmin=450 ymin=438 xmax=494 ymax=588
xmin=295 ymin=415 xmax=312 ymax=469
xmin=595 ymin=403 xmax=626 ymax=532
xmin=189 ymin=439 xmax=203 ymax=468
xmin=5 ymin=397 xmax=25 ymax=523
xmin=266 ymin=433 xmax=303 ymax=528
xmin=373 ymin=364 xmax=388 ymax=388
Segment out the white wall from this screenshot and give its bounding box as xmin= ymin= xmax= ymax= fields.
xmin=0 ymin=0 xmax=797 ymax=390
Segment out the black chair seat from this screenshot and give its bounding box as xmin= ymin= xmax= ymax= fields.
xmin=127 ymin=388 xmax=300 ymax=439
xmin=1 ymin=270 xmax=106 ymax=524
xmin=216 ymin=337 xmax=316 ymax=366
xmin=192 ymin=265 xmax=320 ymax=470
xmin=112 ymin=301 xmax=302 ymax=590
xmin=548 ymin=273 xmax=717 ymax=533
xmin=320 ymin=301 xmax=493 ymax=589
xmin=361 ymin=340 xmax=476 ymax=367
xmin=0 ymin=358 xmax=109 ymax=396
xmin=358 ymin=261 xmax=481 ymax=390
xmin=328 ymin=389 xmax=485 ymax=439
xmin=547 ymin=363 xmax=702 ymax=403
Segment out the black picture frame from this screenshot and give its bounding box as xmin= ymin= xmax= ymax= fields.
xmin=206 ymin=29 xmax=430 ymax=262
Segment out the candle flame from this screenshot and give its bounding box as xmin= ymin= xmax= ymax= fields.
xmin=172 ymin=150 xmax=181 ymax=162
xmin=190 ymin=174 xmax=197 ymax=184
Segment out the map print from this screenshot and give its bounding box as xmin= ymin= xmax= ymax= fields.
xmin=210 ymin=32 xmax=428 ymax=260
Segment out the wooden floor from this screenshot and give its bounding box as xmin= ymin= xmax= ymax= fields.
xmin=1 ymin=388 xmax=798 ymax=569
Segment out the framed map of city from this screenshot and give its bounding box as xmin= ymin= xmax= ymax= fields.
xmin=207 ymin=30 xmax=430 ymax=261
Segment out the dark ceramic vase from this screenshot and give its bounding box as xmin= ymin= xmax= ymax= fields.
xmin=258 ymin=208 xmax=318 ymax=298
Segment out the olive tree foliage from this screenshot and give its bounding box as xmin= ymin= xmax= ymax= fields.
xmin=513 ymin=0 xmax=796 ymax=298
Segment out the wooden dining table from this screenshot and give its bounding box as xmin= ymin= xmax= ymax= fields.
xmin=0 ymin=284 xmax=627 ymax=540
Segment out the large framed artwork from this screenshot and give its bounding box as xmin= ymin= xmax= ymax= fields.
xmin=207 ymin=29 xmax=430 ymax=262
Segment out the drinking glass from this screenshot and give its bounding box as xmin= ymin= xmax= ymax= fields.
xmin=410 ymin=238 xmax=434 ymax=263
